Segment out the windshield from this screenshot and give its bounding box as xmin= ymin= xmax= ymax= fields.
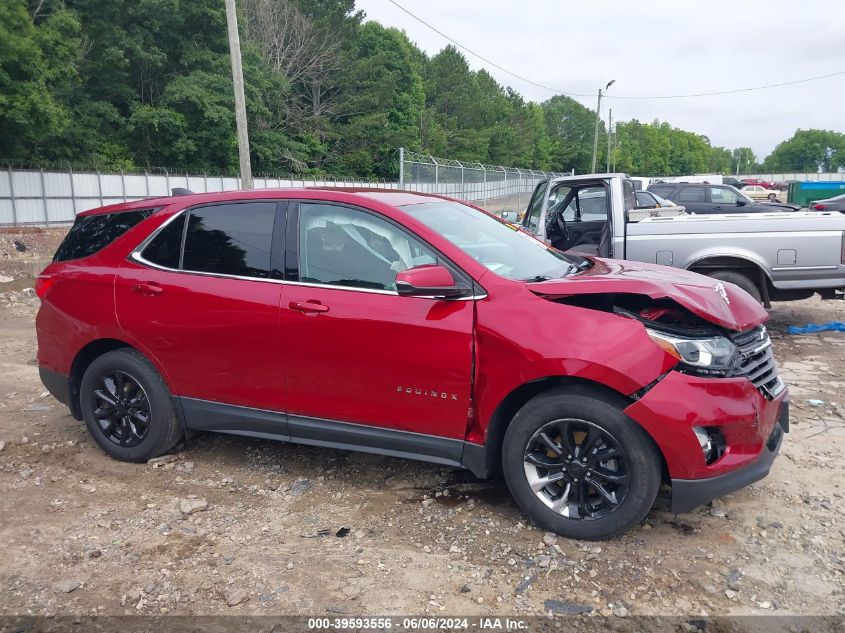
xmin=401 ymin=201 xmax=578 ymax=281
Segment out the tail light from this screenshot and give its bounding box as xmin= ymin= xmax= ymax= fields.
xmin=35 ymin=274 xmax=53 ymax=299
xmin=812 ymin=203 xmax=827 ymax=210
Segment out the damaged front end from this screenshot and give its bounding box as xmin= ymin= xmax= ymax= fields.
xmin=542 ymin=291 xmax=784 ymax=401
xmin=530 ymin=286 xmax=789 ymax=511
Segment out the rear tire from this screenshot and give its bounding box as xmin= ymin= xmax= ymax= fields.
xmin=705 ymin=270 xmax=762 ymax=303
xmin=502 ymin=387 xmax=661 ymax=540
xmin=767 ymin=193 xmax=777 ymax=201
xmin=80 ymin=349 xmax=182 ymax=462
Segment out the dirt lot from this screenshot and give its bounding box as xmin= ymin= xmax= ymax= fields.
xmin=0 ymin=230 xmax=844 ymax=622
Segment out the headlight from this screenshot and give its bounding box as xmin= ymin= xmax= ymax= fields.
xmin=646 ymin=328 xmax=737 ymax=371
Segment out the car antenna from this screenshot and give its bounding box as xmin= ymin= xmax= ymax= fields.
xmin=171 ymin=187 xmax=194 ymax=196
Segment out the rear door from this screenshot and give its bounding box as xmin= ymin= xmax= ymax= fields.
xmin=675 ymin=186 xmax=709 ymax=213
xmin=115 ymin=201 xmax=287 ymax=421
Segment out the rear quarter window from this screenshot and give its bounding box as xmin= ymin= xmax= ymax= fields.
xmin=54 ymin=209 xmax=154 ymax=262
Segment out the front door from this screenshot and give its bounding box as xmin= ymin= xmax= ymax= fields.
xmin=707 ymin=186 xmax=744 ymax=213
xmin=115 ymin=201 xmax=286 ymax=416
xmin=280 ymin=201 xmax=475 ymax=440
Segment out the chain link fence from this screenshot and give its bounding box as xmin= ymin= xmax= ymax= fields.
xmin=399 ymin=149 xmax=569 ymax=215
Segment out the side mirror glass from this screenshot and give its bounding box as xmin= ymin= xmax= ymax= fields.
xmin=500 ymin=210 xmax=518 ymax=222
xmin=736 ymin=198 xmax=747 ymax=206
xmin=395 ymin=265 xmax=470 ymax=298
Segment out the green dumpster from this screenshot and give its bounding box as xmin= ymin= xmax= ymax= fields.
xmin=788 ymin=181 xmax=845 ymax=207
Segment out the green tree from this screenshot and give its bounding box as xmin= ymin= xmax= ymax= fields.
xmin=541 ymin=95 xmax=602 ymax=174
xmin=0 ymin=0 xmax=82 ymax=160
xmin=731 ymin=147 xmax=757 ymax=174
xmin=763 ymin=129 xmax=845 ymax=172
xmin=330 ymin=23 xmax=424 ymax=176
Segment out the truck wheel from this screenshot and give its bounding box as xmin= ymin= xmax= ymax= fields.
xmin=502 ymin=387 xmax=661 ymax=540
xmin=80 ymin=349 xmax=182 ymax=463
xmin=767 ymin=193 xmax=777 ymax=200
xmin=706 ymin=270 xmax=762 ymax=303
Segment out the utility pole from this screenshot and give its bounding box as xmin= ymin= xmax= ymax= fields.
xmin=591 ymin=80 xmax=614 ymax=174
xmin=590 ymin=89 xmax=602 ymax=174
xmin=606 ymin=108 xmax=613 ymax=173
xmin=225 ymin=0 xmax=253 ymax=189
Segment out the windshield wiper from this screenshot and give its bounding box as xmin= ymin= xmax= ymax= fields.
xmin=524 ymin=275 xmax=553 ymax=283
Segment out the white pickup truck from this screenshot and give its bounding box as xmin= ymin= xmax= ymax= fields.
xmin=518 ymin=173 xmax=845 ymax=305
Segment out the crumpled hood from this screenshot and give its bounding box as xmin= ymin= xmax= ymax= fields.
xmin=528 ymin=257 xmax=768 ymax=331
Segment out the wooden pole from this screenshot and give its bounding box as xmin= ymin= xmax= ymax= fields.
xmin=225 ymin=0 xmax=253 ymax=189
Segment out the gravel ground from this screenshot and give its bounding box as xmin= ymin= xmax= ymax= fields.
xmin=0 ymin=232 xmax=844 ymax=623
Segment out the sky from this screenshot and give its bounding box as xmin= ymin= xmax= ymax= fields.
xmin=354 ymin=0 xmax=844 ymax=161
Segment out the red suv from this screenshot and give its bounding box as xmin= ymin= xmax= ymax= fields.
xmin=36 ymin=189 xmax=788 ymax=539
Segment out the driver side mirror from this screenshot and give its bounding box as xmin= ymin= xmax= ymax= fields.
xmin=395 ymin=265 xmax=470 ymax=298
xmin=736 ymin=198 xmax=747 ymax=206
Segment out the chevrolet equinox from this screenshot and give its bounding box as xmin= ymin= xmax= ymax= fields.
xmin=36 ymin=188 xmax=789 ymax=539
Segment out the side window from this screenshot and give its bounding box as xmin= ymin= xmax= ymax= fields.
xmin=547 ymin=185 xmax=575 ymax=220
xmin=142 ymin=213 xmax=186 ymax=269
xmin=649 ymin=186 xmax=674 ymax=199
xmin=299 ymin=203 xmax=437 ymax=291
xmin=710 ymin=187 xmax=739 ymax=204
xmin=182 ymin=203 xmax=276 ymax=278
xmin=576 ymin=186 xmax=609 ymax=221
xmin=635 ymin=191 xmax=654 ymax=208
xmin=54 ymin=209 xmax=153 ymax=262
xmin=677 ymin=187 xmax=705 ymax=203
xmin=524 ymin=180 xmax=547 ymax=232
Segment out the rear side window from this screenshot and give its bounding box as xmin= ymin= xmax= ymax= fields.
xmin=677 ymin=187 xmax=705 ymax=203
xmin=181 ymin=203 xmax=276 ymax=278
xmin=649 ymin=185 xmax=674 ymax=198
xmin=54 ymin=209 xmax=154 ymax=262
xmin=142 ymin=213 xmax=186 ymax=269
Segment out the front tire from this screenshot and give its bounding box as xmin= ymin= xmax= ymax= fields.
xmin=502 ymin=387 xmax=661 ymax=540
xmin=80 ymin=349 xmax=182 ymax=462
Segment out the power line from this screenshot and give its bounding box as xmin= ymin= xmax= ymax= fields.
xmin=387 ymin=0 xmax=594 ymax=98
xmin=387 ymin=0 xmax=845 ymax=101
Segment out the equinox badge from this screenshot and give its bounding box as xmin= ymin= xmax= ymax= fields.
xmin=397 ymin=385 xmax=458 ymax=401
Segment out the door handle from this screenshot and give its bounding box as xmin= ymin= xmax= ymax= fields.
xmin=132 ymin=282 xmax=163 ymax=296
xmin=289 ymin=301 xmax=329 ymax=314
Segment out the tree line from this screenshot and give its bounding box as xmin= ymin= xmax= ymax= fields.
xmin=1 ymin=0 xmax=843 ymax=178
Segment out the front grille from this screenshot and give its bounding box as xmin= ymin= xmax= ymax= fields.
xmin=729 ymin=326 xmax=785 ymax=400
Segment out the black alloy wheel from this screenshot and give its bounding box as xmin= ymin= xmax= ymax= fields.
xmin=80 ymin=348 xmax=182 ymax=462
xmin=502 ymin=387 xmax=661 ymax=540
xmin=90 ymin=371 xmax=151 ymax=447
xmin=523 ymin=418 xmax=629 ymax=520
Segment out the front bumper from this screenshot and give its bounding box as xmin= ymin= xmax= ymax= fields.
xmin=624 ymin=370 xmax=788 ymax=513
xmin=670 ymin=397 xmax=788 ymax=513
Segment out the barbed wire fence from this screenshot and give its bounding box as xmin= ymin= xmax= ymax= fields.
xmin=1 ymin=151 xmax=570 ymax=226
xmin=399 ymin=148 xmax=570 ymax=213
xmin=0 ymin=162 xmax=394 ymax=226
